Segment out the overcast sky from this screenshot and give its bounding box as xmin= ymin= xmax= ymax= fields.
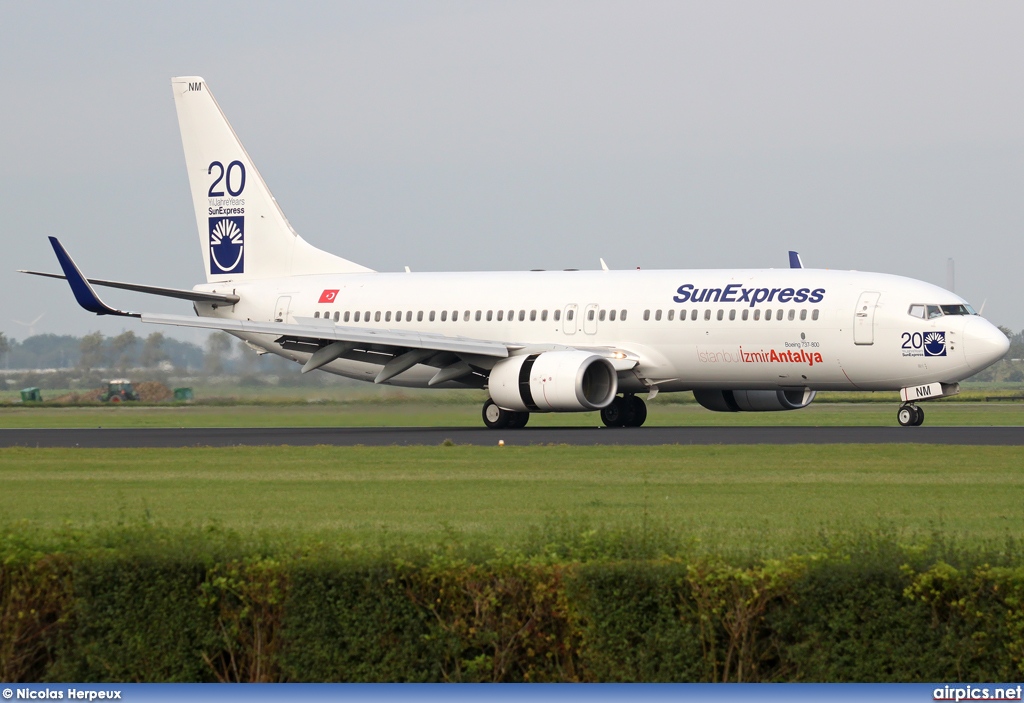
xmin=2 ymin=1 xmax=1022 ymax=344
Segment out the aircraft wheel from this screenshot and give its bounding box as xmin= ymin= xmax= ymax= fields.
xmin=897 ymin=404 xmax=916 ymax=427
xmin=509 ymin=411 xmax=530 ymax=429
xmin=626 ymin=396 xmax=648 ymax=427
xmin=600 ymin=397 xmax=627 ymax=427
xmin=912 ymin=405 xmax=925 ymax=426
xmin=482 ymin=399 xmax=512 ymax=429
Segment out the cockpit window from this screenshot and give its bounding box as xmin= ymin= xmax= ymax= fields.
xmin=940 ymin=304 xmax=973 ymax=316
xmin=908 ymin=303 xmax=977 ymax=319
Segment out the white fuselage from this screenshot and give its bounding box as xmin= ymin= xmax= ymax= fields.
xmin=194 ymin=267 xmax=1006 ymax=395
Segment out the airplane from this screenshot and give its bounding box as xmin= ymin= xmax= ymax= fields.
xmin=20 ymin=76 xmax=1010 ymax=429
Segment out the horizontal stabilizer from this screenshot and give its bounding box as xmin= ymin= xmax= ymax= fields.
xmin=19 ymin=270 xmax=239 ymax=305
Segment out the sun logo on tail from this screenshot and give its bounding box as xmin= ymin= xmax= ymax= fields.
xmin=209 ymin=217 xmax=244 ymax=274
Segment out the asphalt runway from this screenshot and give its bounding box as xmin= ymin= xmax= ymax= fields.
xmin=1 ymin=426 xmax=1022 ymax=448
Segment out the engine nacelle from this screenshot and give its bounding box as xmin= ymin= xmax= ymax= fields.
xmin=693 ymin=388 xmax=816 ymax=412
xmin=489 ymin=351 xmax=618 ymax=412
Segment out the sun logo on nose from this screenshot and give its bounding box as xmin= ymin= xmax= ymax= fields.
xmin=923 ymin=331 xmax=946 ymax=357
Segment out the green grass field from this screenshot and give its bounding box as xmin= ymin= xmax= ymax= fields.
xmin=1 ymin=445 xmax=1021 ymax=555
xmin=1 ymin=399 xmax=1024 ymax=428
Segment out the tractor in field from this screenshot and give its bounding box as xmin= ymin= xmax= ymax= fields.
xmin=99 ymin=379 xmax=140 ymax=403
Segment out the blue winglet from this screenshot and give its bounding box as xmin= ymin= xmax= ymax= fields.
xmin=48 ymin=237 xmax=138 ymax=317
xmin=788 ymin=251 xmax=804 ymax=269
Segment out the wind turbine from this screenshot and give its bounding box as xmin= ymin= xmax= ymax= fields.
xmin=11 ymin=313 xmax=45 ymax=338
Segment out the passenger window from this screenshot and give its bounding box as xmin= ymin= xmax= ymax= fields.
xmin=441 ymin=311 xmax=448 ymax=322
xmin=765 ymin=309 xmax=772 ymax=320
xmin=729 ymin=309 xmax=736 ymax=321
xmin=621 ymin=310 xmax=627 ymax=321
xmin=567 ymin=310 xmax=575 ymax=321
xmin=716 ymin=309 xmax=723 ymax=321
xmin=374 ymin=311 xmax=381 ymax=322
xmin=704 ymin=309 xmax=711 ymax=321
xmin=417 ymin=311 xmax=423 ymax=322
xmin=530 ymin=310 xmax=537 ymax=321
xmin=518 ymin=310 xmax=526 ymax=321
xmin=344 ymin=311 xmax=351 ymax=322
xmin=385 ymin=311 xmax=391 ymax=322
xmin=334 ymin=312 xmax=340 ymax=322
xmin=644 ymin=310 xmax=651 ymax=321
xmin=690 ymin=309 xmax=697 ymax=321
xmin=655 ymin=310 xmax=662 ymax=321
xmin=541 ymin=310 xmax=548 ymax=321
xmin=314 ymin=311 xmax=320 ymax=318
xmin=666 ymin=310 xmax=674 ymax=321
xmin=754 ymin=309 xmax=761 ymax=321
xmin=452 ymin=311 xmax=458 ymax=322
xmin=487 ymin=310 xmax=493 ymax=321
xmin=464 ymin=311 xmax=470 ymax=320
xmin=429 ymin=311 xmax=436 ymax=322
xmin=788 ymin=309 xmax=795 ymax=321
xmin=509 ymin=310 xmax=515 ymax=320
xmin=609 ymin=309 xmax=616 ymax=321
xmin=678 ymin=309 xmax=686 ymax=321
xmin=365 ymin=310 xmax=370 ymax=321
xmin=799 ymin=309 xmax=807 ymax=321
xmin=554 ymin=310 xmax=560 ymax=321
xmin=741 ymin=309 xmax=748 ymax=321
xmin=476 ymin=311 xmax=482 ymax=321
xmin=396 ymin=310 xmax=402 ymax=320
xmin=354 ymin=311 xmax=361 ymax=322
xmin=812 ymin=309 xmax=819 ymax=321
xmin=406 ymin=311 xmax=412 ymax=322
xmin=599 ymin=309 xmax=607 ymax=321
xmin=927 ymin=305 xmax=943 ymax=319
xmin=497 ymin=310 xmax=504 ymax=321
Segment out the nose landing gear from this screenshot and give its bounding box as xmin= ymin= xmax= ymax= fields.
xmin=897 ymin=403 xmax=925 ymax=427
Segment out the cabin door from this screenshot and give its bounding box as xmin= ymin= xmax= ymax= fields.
xmin=853 ymin=291 xmax=880 ymax=345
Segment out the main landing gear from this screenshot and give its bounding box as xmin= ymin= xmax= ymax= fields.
xmin=482 ymin=399 xmax=530 ymax=429
xmin=480 ymin=395 xmax=650 ymax=429
xmin=897 ymin=403 xmax=925 ymax=427
xmin=601 ymin=394 xmax=648 ymax=428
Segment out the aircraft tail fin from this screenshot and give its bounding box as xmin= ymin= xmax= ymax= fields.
xmin=171 ymin=77 xmax=373 ymax=283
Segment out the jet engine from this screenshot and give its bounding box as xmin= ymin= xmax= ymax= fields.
xmin=693 ymin=388 xmax=816 ymax=412
xmin=488 ymin=351 xmax=617 ymax=412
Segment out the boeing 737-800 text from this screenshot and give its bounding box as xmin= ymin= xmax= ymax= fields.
xmin=21 ymin=77 xmax=1010 ymax=428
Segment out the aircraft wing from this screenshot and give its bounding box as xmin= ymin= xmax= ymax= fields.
xmin=141 ymin=313 xmax=511 ymax=358
xmin=37 ymin=236 xmax=638 ymax=385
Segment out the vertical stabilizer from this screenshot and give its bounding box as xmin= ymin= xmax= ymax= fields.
xmin=171 ymin=77 xmax=373 ymax=282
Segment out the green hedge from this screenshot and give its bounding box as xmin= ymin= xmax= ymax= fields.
xmin=4 ymin=534 xmax=1024 ymax=682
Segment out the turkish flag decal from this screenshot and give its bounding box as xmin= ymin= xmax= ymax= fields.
xmin=318 ymin=289 xmax=339 ymax=304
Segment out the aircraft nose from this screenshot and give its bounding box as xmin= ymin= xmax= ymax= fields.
xmin=963 ymin=317 xmax=1010 ymax=371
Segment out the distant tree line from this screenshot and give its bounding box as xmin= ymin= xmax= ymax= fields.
xmin=0 ymin=330 xmax=347 ymax=390
xmin=0 ymin=325 xmax=1021 ymax=388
